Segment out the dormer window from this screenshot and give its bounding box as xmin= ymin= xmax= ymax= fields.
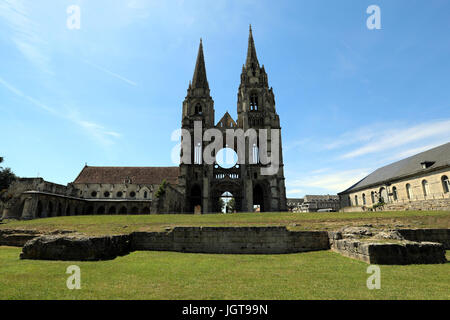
xmin=421 ymin=161 xmax=435 ymax=169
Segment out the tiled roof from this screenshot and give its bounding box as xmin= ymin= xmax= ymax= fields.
xmin=340 ymin=142 xmax=450 ymax=194
xmin=73 ymin=166 xmax=179 ymax=185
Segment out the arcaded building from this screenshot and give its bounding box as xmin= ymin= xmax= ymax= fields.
xmin=1 ymin=167 xmax=182 ymax=220
xmin=1 ymin=27 xmax=287 ymax=220
xmin=339 ymin=142 xmax=450 ymax=211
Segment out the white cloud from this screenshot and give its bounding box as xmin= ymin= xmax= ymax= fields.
xmin=83 ymin=60 xmax=138 ymax=87
xmin=324 ymin=123 xmax=387 ymax=150
xmin=0 ymin=76 xmax=121 ymax=147
xmin=338 ymin=119 xmax=450 ymax=159
xmin=284 ymin=138 xmax=310 ymax=151
xmin=287 ymin=168 xmax=370 ymax=194
xmin=380 ymin=139 xmax=450 ymax=164
xmin=287 ymin=189 xmax=303 ymax=195
xmin=0 ymin=0 xmax=52 ymax=73
xmin=0 ymin=76 xmax=55 ymax=113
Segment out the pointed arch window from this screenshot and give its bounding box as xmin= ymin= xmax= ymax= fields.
xmin=354 ymin=195 xmax=358 ymax=206
xmin=392 ymin=186 xmax=398 ymax=201
xmin=406 ymin=183 xmax=413 ymax=200
xmin=362 ymin=193 xmax=366 ymax=205
xmin=370 ymin=191 xmax=375 ymax=204
xmin=250 ymin=93 xmax=259 ymax=111
xmin=422 ymin=180 xmax=429 ymax=197
xmin=194 ymin=103 xmax=203 ymax=115
xmin=442 ymin=175 xmax=449 ymax=193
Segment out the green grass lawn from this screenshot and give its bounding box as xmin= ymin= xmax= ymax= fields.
xmin=1 ymin=212 xmax=449 ymax=299
xmin=1 ymin=210 xmax=449 ymax=235
xmin=0 ymin=246 xmax=448 ymax=299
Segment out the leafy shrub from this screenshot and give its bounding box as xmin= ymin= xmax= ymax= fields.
xmin=155 ymin=179 xmax=168 ymax=199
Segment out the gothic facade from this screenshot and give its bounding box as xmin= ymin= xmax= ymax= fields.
xmin=178 ymin=26 xmax=287 ymax=213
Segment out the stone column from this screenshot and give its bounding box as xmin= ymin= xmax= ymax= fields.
xmin=21 ymin=196 xmax=35 ymax=220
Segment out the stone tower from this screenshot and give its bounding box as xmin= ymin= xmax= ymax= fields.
xmin=179 ymin=27 xmax=287 ymax=213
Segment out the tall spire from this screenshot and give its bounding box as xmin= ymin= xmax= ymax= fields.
xmin=246 ymin=25 xmax=259 ymax=68
xmin=191 ymin=38 xmax=209 ymax=89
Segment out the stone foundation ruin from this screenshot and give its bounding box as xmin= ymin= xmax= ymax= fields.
xmin=1 ymin=226 xmax=447 ymax=264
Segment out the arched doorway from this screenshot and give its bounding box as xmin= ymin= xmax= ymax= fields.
xmin=66 ymin=205 xmax=71 ymax=216
xmin=36 ymin=201 xmax=43 ymax=218
xmin=108 ymin=206 xmax=116 ymax=215
xmin=97 ymin=206 xmax=105 ymax=215
xmin=253 ymin=184 xmax=266 ymax=212
xmin=219 ymin=191 xmax=235 ymax=213
xmin=211 ymin=182 xmax=242 ymax=213
xmin=57 ymin=203 xmax=62 ymax=216
xmin=48 ymin=202 xmax=54 ymax=217
xmin=190 ymin=185 xmax=202 ymax=213
xmin=119 ymin=206 xmax=127 ymax=215
xmin=142 ymin=207 xmax=150 ymax=215
xmin=86 ymin=205 xmax=94 ymax=215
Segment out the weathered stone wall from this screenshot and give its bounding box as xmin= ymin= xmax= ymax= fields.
xmin=383 ymin=199 xmax=450 ymax=212
xmin=1 ymin=178 xmax=81 ymax=219
xmin=131 ymin=227 xmax=330 ymax=254
xmin=152 ymin=184 xmax=184 ymax=214
xmin=396 ymin=229 xmax=450 ymax=249
xmin=0 ymin=229 xmax=76 ymax=247
xmin=331 ymin=239 xmax=446 ymax=265
xmin=20 ymin=234 xmax=131 ymax=261
xmin=14 ymin=227 xmax=450 ymax=262
xmin=0 ymin=229 xmax=39 ymax=247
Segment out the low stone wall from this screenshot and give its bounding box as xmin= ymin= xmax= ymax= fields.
xmin=396 ymin=229 xmax=450 ymax=249
xmin=20 ymin=234 xmax=131 ymax=261
xmin=131 ymin=227 xmax=330 ymax=254
xmin=331 ymin=239 xmax=446 ymax=265
xmin=384 ymin=199 xmax=450 ymax=211
xmin=0 ymin=229 xmax=40 ymax=247
xmin=14 ymin=227 xmax=450 ymax=263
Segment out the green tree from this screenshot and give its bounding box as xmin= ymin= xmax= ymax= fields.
xmin=155 ymin=179 xmax=168 ymax=198
xmin=0 ymin=157 xmax=17 ymax=196
xmin=227 ymin=198 xmax=236 ymax=213
xmin=218 ymin=198 xmax=225 ymax=213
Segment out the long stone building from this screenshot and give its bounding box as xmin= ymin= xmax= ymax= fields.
xmin=1 ymin=26 xmax=287 ymax=220
xmin=339 ymin=142 xmax=450 ymax=211
xmin=287 ymin=195 xmax=340 ymax=212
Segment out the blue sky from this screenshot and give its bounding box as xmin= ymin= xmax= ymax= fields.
xmin=0 ymin=0 xmax=449 ymax=197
